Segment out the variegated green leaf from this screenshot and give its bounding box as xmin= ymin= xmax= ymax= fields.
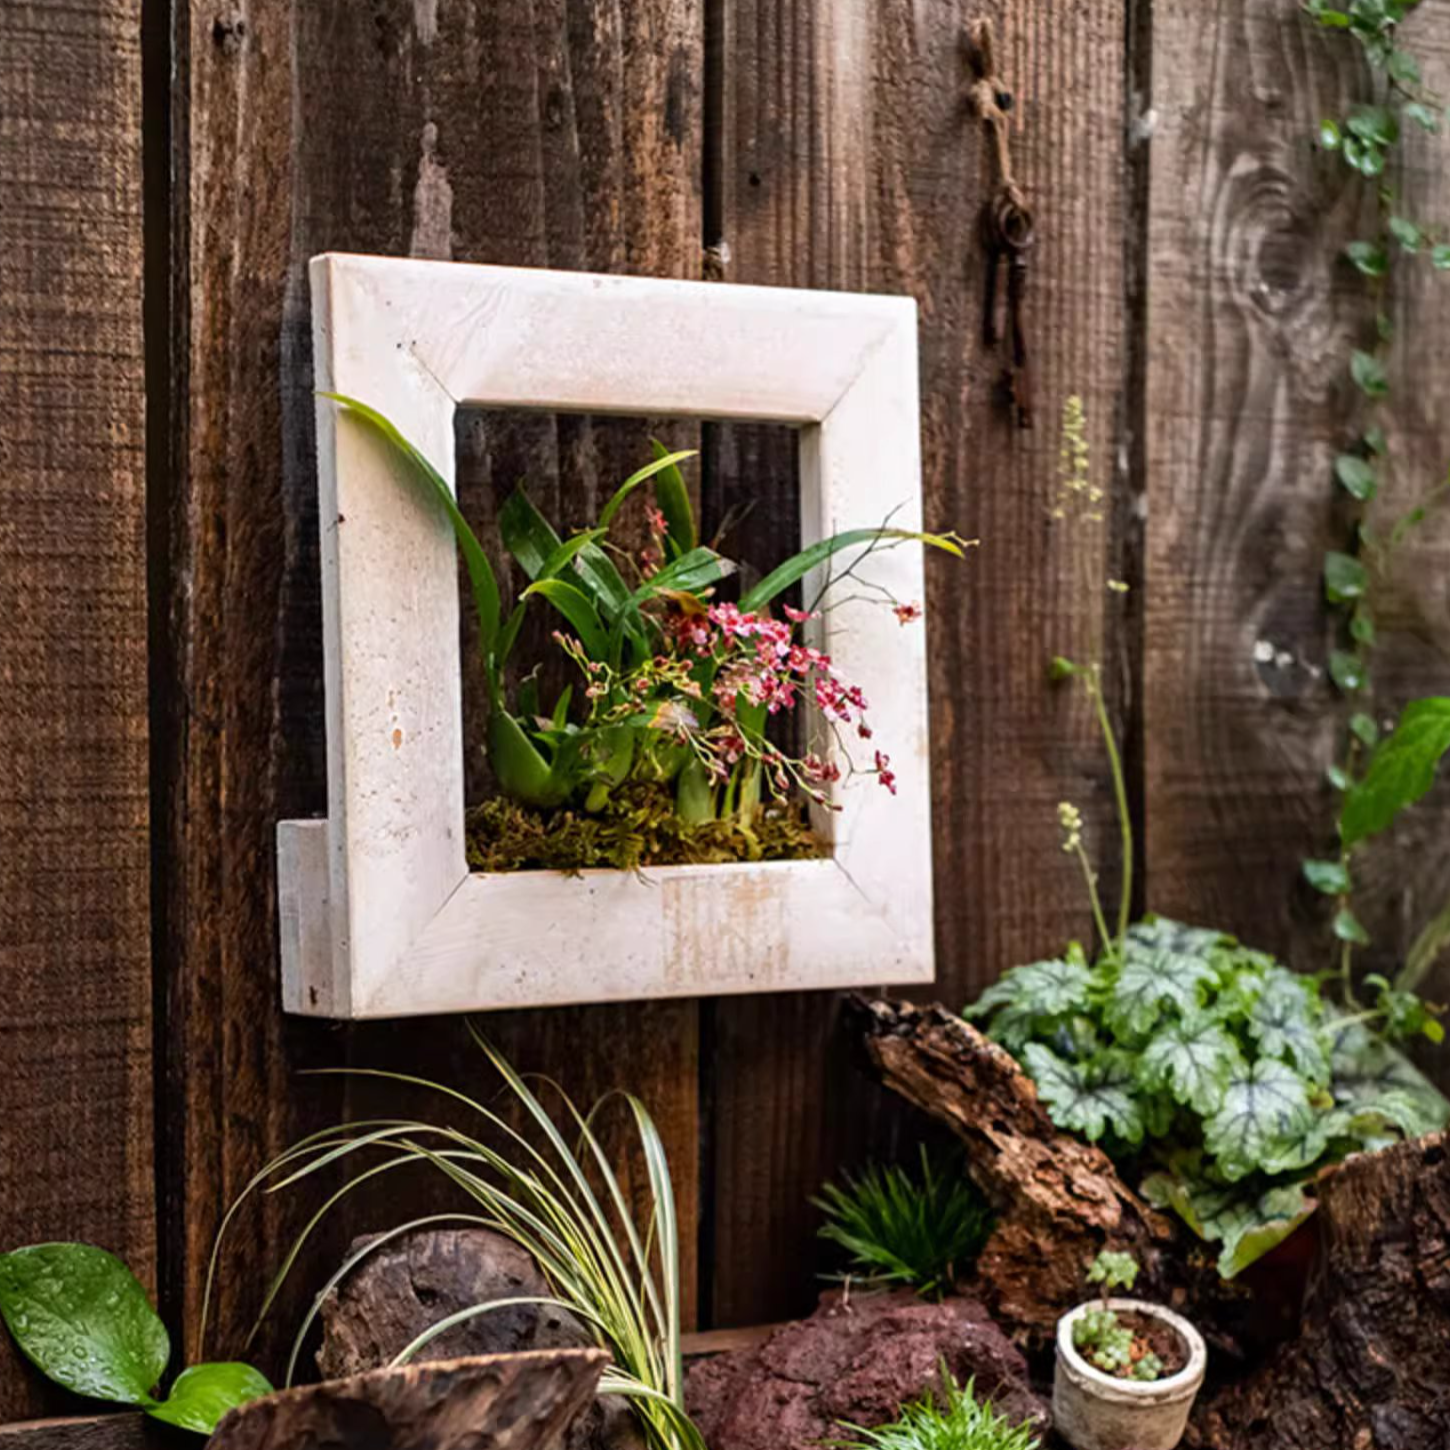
xmin=1204 ymin=1058 xmax=1314 ymax=1181
xmin=1022 ymin=1044 xmax=1145 ymax=1144
xmin=1138 ymin=1014 xmax=1244 ymax=1115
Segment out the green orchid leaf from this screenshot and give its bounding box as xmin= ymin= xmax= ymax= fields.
xmin=0 ymin=1244 xmax=169 ymax=1406
xmin=1022 ymin=1044 xmax=1145 ymax=1144
xmin=650 ymin=440 xmax=698 ymax=556
xmin=1138 ymin=1014 xmax=1245 ymax=1115
xmin=1106 ymin=943 xmax=1217 ymax=1037
xmin=486 ymin=711 xmax=571 ymax=809
xmin=522 ymin=579 xmax=610 ymax=661
xmin=967 ymin=957 xmax=1093 ymax=1020
xmin=323 ymin=394 xmax=502 ymax=680
xmin=634 ymin=546 xmax=737 ymax=603
xmin=499 ymin=484 xmax=562 ymax=579
xmin=1204 ymin=1059 xmax=1315 ymax=1182
xmin=148 ymin=1363 xmax=273 ymax=1435
xmin=537 ymin=529 xmax=610 ymax=582
xmin=1340 ymin=698 xmax=1450 ymax=846
xmin=596 ymin=450 xmax=698 ymax=533
xmin=1247 ymin=978 xmax=1331 ymax=1083
xmin=740 ymin=527 xmax=966 ymax=614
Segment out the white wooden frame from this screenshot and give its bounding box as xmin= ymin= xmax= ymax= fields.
xmin=279 ymin=253 xmax=934 ymax=1017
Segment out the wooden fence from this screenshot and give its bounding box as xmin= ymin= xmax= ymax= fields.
xmin=2 ymin=0 xmax=1448 ymax=1424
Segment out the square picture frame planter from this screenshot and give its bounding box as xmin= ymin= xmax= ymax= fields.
xmin=279 ymin=253 xmax=935 ymax=1017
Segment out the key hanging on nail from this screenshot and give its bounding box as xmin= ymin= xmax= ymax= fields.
xmin=966 ymin=18 xmax=1036 ymax=430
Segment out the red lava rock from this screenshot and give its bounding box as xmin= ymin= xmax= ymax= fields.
xmin=686 ymin=1289 xmax=1050 ymax=1450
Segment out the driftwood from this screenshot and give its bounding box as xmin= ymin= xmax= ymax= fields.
xmin=850 ymin=997 xmax=1191 ymax=1340
xmin=209 ymin=1351 xmax=607 ymax=1450
xmin=1195 ymin=1132 xmax=1450 ymax=1450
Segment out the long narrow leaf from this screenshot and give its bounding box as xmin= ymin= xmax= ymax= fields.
xmin=741 ymin=527 xmax=965 ymax=614
xmin=650 ymin=439 xmax=697 ymax=556
xmin=522 ymin=578 xmax=610 ymax=660
xmin=633 ymin=547 xmax=736 ymax=603
xmin=322 ymin=395 xmax=502 ymax=689
xmin=597 ymin=450 xmax=698 ymax=531
xmin=499 ymin=485 xmax=563 ymax=580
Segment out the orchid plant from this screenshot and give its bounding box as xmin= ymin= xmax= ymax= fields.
xmin=328 ymin=396 xmax=965 ymax=869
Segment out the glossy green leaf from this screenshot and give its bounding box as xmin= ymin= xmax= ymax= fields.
xmin=1405 ymin=100 xmax=1439 ymax=133
xmin=1329 ymin=649 xmax=1367 ymax=693
xmin=634 ymin=546 xmax=737 ymax=603
xmin=149 ymin=1364 xmax=273 ymax=1435
xmin=1388 ymin=214 xmax=1422 ymax=251
xmin=499 ymin=485 xmax=564 ymax=580
xmin=597 ymin=450 xmax=698 ymax=532
xmin=740 ymin=528 xmax=966 ymax=614
xmin=537 ymin=529 xmax=609 ymax=581
xmin=1342 ymin=136 xmax=1385 ymax=175
xmin=322 ymin=395 xmax=502 ymax=683
xmin=487 ymin=711 xmax=571 ymax=809
xmin=1341 ymin=698 xmax=1450 ymax=845
xmin=1349 ymin=350 xmax=1389 ymax=396
xmin=1204 ymin=1059 xmax=1315 ymax=1182
xmin=1433 ymin=244 xmax=1450 ymax=269
xmin=1333 ymin=454 xmax=1378 ymax=499
xmin=1319 ymin=118 xmax=1343 ymax=149
xmin=1302 ymin=857 xmax=1351 ymax=894
xmin=1350 ymin=611 xmax=1377 ymax=646
xmin=0 ymin=1244 xmax=169 ymax=1406
xmin=1349 ymin=711 xmax=1379 ymax=746
xmin=1347 ymin=103 xmax=1398 ymax=146
xmin=1323 ymin=550 xmax=1367 ymax=602
xmin=1343 ymin=241 xmax=1387 ymax=276
xmin=1333 ymin=906 xmax=1371 ymax=944
xmin=522 ymin=579 xmax=609 ymax=661
xmin=650 ymin=439 xmax=698 ymax=556
xmin=1387 ymin=49 xmax=1421 ymax=86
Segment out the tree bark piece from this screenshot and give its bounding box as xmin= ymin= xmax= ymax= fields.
xmin=1196 ymin=1132 xmax=1450 ymax=1450
xmin=210 ymin=1351 xmax=607 ymax=1450
xmin=851 ymin=998 xmax=1183 ymax=1340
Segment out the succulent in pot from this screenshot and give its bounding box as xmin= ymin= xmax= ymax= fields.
xmin=1052 ymin=1252 xmax=1205 ymax=1450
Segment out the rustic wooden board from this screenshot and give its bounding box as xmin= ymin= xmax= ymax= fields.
xmin=1143 ymin=0 xmax=1450 ymax=1058
xmin=704 ymin=0 xmax=1133 ymax=1325
xmin=0 ymin=1417 xmax=160 ymax=1450
xmin=162 ymin=0 xmax=704 ymax=1382
xmin=0 ymin=0 xmax=154 ymax=1422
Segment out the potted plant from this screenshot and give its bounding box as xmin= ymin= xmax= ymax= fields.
xmin=1051 ymin=1252 xmax=1205 ymax=1450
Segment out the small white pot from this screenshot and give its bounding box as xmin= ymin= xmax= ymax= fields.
xmin=1052 ymin=1298 xmax=1206 ymax=1450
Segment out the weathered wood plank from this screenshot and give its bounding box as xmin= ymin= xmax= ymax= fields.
xmin=163 ymin=0 xmax=703 ymax=1382
xmin=706 ymin=0 xmax=1132 ymax=1325
xmin=1143 ymin=0 xmax=1450 ymax=1053
xmin=0 ymin=0 xmax=153 ymax=1421
xmin=0 ymin=1417 xmax=159 ymax=1450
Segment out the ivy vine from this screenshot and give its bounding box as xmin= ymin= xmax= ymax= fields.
xmin=1303 ymin=0 xmax=1450 ymax=1015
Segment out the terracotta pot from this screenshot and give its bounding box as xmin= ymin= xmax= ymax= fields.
xmin=1052 ymin=1298 xmax=1206 ymax=1450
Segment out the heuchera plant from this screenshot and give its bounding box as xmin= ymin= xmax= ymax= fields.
xmin=328 ymin=396 xmax=965 ymax=867
xmin=966 ymin=398 xmax=1450 ymax=1279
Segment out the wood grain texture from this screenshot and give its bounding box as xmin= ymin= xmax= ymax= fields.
xmin=1143 ymin=0 xmax=1450 ymax=1056
xmin=0 ymin=0 xmax=154 ymax=1421
xmin=0 ymin=1418 xmax=160 ymax=1450
xmin=162 ymin=0 xmax=703 ymax=1383
xmin=704 ymin=0 xmax=1132 ymax=1326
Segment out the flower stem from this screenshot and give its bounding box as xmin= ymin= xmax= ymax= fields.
xmin=1072 ymin=840 xmax=1115 ymax=958
xmin=1084 ymin=665 xmax=1133 ymax=946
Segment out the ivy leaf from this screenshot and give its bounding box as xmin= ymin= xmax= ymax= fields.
xmin=1343 ymin=240 xmax=1387 ymax=276
xmin=1387 ymin=49 xmax=1421 ymax=86
xmin=149 ymin=1364 xmax=273 ymax=1435
xmin=1138 ymin=1014 xmax=1245 ymax=1115
xmin=1107 ymin=944 xmax=1218 ymax=1037
xmin=1023 ymin=1044 xmax=1145 ymax=1145
xmin=1330 ymin=649 xmax=1367 ymax=693
xmin=1350 ymin=611 xmax=1377 ymax=646
xmin=1341 ymin=698 xmax=1450 ymax=845
xmin=1347 ymin=103 xmax=1398 ymax=146
xmin=1362 ymin=425 xmax=1387 ymax=455
xmin=1334 ymin=453 xmax=1378 ymax=498
xmin=1388 ymin=215 xmax=1423 ymax=252
xmin=1247 ymin=978 xmax=1331 ymax=1081
xmin=1350 ymin=711 xmax=1380 ymax=747
xmin=1342 ymin=136 xmax=1386 ymax=176
xmin=1302 ymin=858 xmax=1351 ymax=894
xmin=1404 ymin=100 xmax=1439 ymax=132
xmin=1333 ymin=906 xmax=1371 ymax=944
xmin=1326 ymin=763 xmax=1350 ymax=791
xmin=1433 ymin=244 xmax=1450 ymax=270
xmin=1323 ymin=551 xmax=1368 ymax=602
xmin=0 ymin=1245 xmax=169 ymax=1406
xmin=1205 ymin=1058 xmax=1315 ymax=1181
xmin=966 ymin=955 xmax=1093 ymax=1020
xmin=1350 ymin=350 xmax=1389 ymax=397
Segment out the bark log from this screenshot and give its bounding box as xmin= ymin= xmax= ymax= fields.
xmin=851 ymin=997 xmax=1186 ymax=1341
xmin=209 ymin=1351 xmax=607 ymax=1450
xmin=1195 ymin=1132 xmax=1450 ymax=1450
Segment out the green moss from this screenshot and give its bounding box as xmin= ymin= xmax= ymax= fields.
xmin=466 ymin=780 xmax=823 ymax=874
